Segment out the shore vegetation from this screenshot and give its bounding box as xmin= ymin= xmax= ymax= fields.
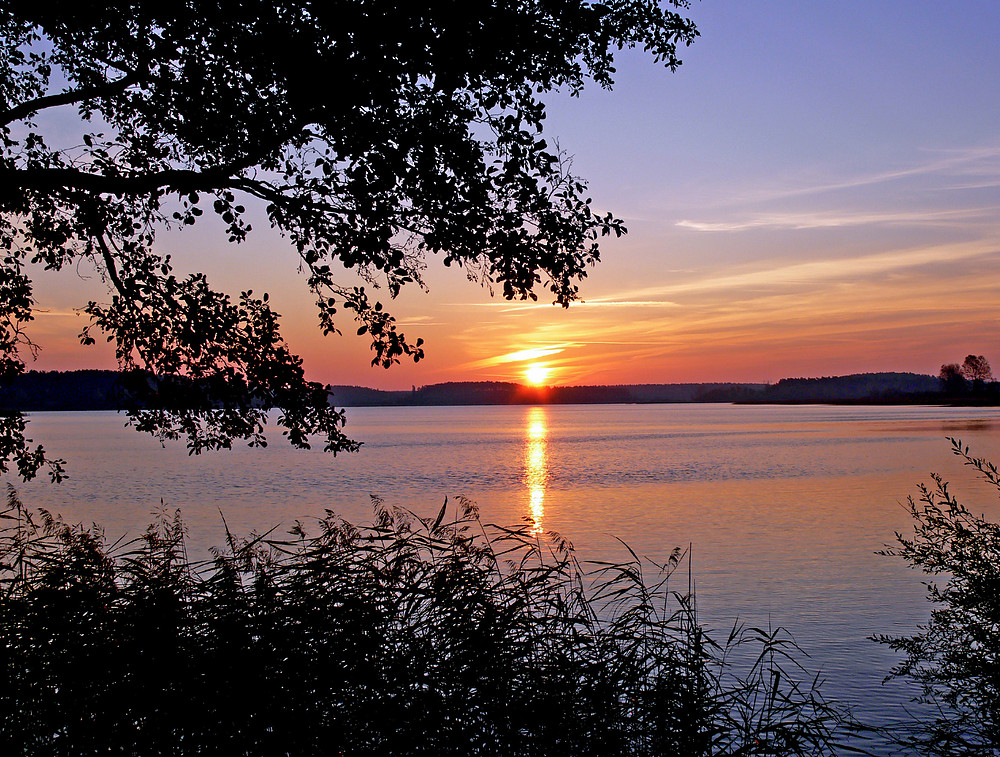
xmin=1 ymin=491 xmax=856 ymax=756
xmin=876 ymin=438 xmax=1000 ymax=756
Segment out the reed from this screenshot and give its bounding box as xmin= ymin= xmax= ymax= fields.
xmin=0 ymin=489 xmax=857 ymax=755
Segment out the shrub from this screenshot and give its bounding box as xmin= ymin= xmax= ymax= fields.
xmin=1 ymin=489 xmax=854 ymax=755
xmin=876 ymin=438 xmax=1000 ymax=756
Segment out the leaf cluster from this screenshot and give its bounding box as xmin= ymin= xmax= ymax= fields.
xmin=0 ymin=489 xmax=856 ymax=756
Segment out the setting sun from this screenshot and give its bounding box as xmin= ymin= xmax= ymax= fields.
xmin=524 ymin=364 xmax=551 ymax=386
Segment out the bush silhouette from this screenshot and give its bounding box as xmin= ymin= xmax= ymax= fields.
xmin=877 ymin=438 xmax=1000 ymax=755
xmin=0 ymin=491 xmax=856 ymax=755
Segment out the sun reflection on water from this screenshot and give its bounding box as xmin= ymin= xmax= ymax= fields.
xmin=523 ymin=407 xmax=549 ymax=534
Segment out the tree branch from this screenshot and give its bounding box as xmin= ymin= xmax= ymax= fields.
xmin=5 ymin=116 xmax=312 ymax=199
xmin=7 ymin=164 xmax=242 ymax=197
xmin=94 ymin=234 xmax=127 ymax=297
xmin=1 ymin=72 xmax=144 ymax=126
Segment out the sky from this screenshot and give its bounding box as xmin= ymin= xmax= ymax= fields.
xmin=26 ymin=1 xmax=1000 ymax=389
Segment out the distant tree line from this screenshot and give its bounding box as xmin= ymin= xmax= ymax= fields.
xmin=700 ymin=372 xmax=942 ymax=404
xmin=329 ymin=381 xmax=764 ymax=407
xmin=0 ymin=370 xmax=127 ymax=412
xmin=3 ymin=367 xmax=998 ymax=413
xmin=4 ymin=372 xmax=751 ymax=412
xmin=0 ymin=370 xmax=270 ymax=418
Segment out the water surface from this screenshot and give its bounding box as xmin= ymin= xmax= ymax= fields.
xmin=12 ymin=403 xmax=1000 ymax=749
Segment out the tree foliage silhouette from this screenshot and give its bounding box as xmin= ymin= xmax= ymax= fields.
xmin=939 ymin=363 xmax=966 ymax=394
xmin=0 ymin=1 xmax=698 ymax=479
xmin=961 ymin=354 xmax=993 ymax=385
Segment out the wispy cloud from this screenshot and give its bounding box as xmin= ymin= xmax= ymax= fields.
xmin=657 ymin=141 xmax=1000 ymax=225
xmin=450 ymin=299 xmax=682 ymax=313
xmin=573 ymin=299 xmax=683 ymax=308
xmin=595 ymin=239 xmax=1000 ymax=302
xmin=744 ymin=144 xmax=1000 ymax=204
xmin=460 ymin=344 xmax=575 ymax=370
xmin=397 ymin=315 xmax=438 ymax=323
xmin=677 ymin=207 xmax=996 ymax=233
xmin=30 ymin=308 xmax=85 ymax=318
xmin=936 ymin=180 xmax=1000 ymax=191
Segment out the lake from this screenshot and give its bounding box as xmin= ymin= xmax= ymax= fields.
xmin=10 ymin=403 xmax=1000 ymax=751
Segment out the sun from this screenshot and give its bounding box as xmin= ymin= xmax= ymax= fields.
xmin=524 ymin=364 xmax=551 ymax=386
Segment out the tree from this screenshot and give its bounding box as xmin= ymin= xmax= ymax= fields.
xmin=961 ymin=355 xmax=994 ymax=386
xmin=0 ymin=1 xmax=699 ymax=480
xmin=939 ymin=363 xmax=966 ymax=394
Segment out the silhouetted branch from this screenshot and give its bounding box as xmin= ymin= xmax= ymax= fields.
xmin=1 ymin=72 xmax=145 ymax=126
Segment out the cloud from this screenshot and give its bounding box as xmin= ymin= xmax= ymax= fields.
xmin=676 ymin=207 xmax=996 ymax=233
xmin=748 ymin=143 xmax=1000 ymax=203
xmin=654 ymin=141 xmax=1000 ymax=222
xmin=571 ymin=299 xmax=683 ymax=308
xmin=595 ymin=238 xmax=1000 ymax=302
xmin=397 ymin=315 xmax=438 ymax=323
xmin=453 ymin=299 xmax=682 ymax=313
xmin=460 ymin=344 xmax=574 ymax=369
xmin=30 ymin=308 xmax=85 ymax=318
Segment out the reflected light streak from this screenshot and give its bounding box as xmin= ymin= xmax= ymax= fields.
xmin=523 ymin=407 xmax=549 ymax=534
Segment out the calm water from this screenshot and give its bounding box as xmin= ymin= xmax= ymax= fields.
xmin=11 ymin=403 xmax=1000 ymax=748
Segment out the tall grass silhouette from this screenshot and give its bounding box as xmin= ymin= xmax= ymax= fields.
xmin=1 ymin=489 xmax=857 ymax=755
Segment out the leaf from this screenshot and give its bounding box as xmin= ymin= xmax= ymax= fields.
xmin=431 ymin=497 xmax=448 ymax=532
